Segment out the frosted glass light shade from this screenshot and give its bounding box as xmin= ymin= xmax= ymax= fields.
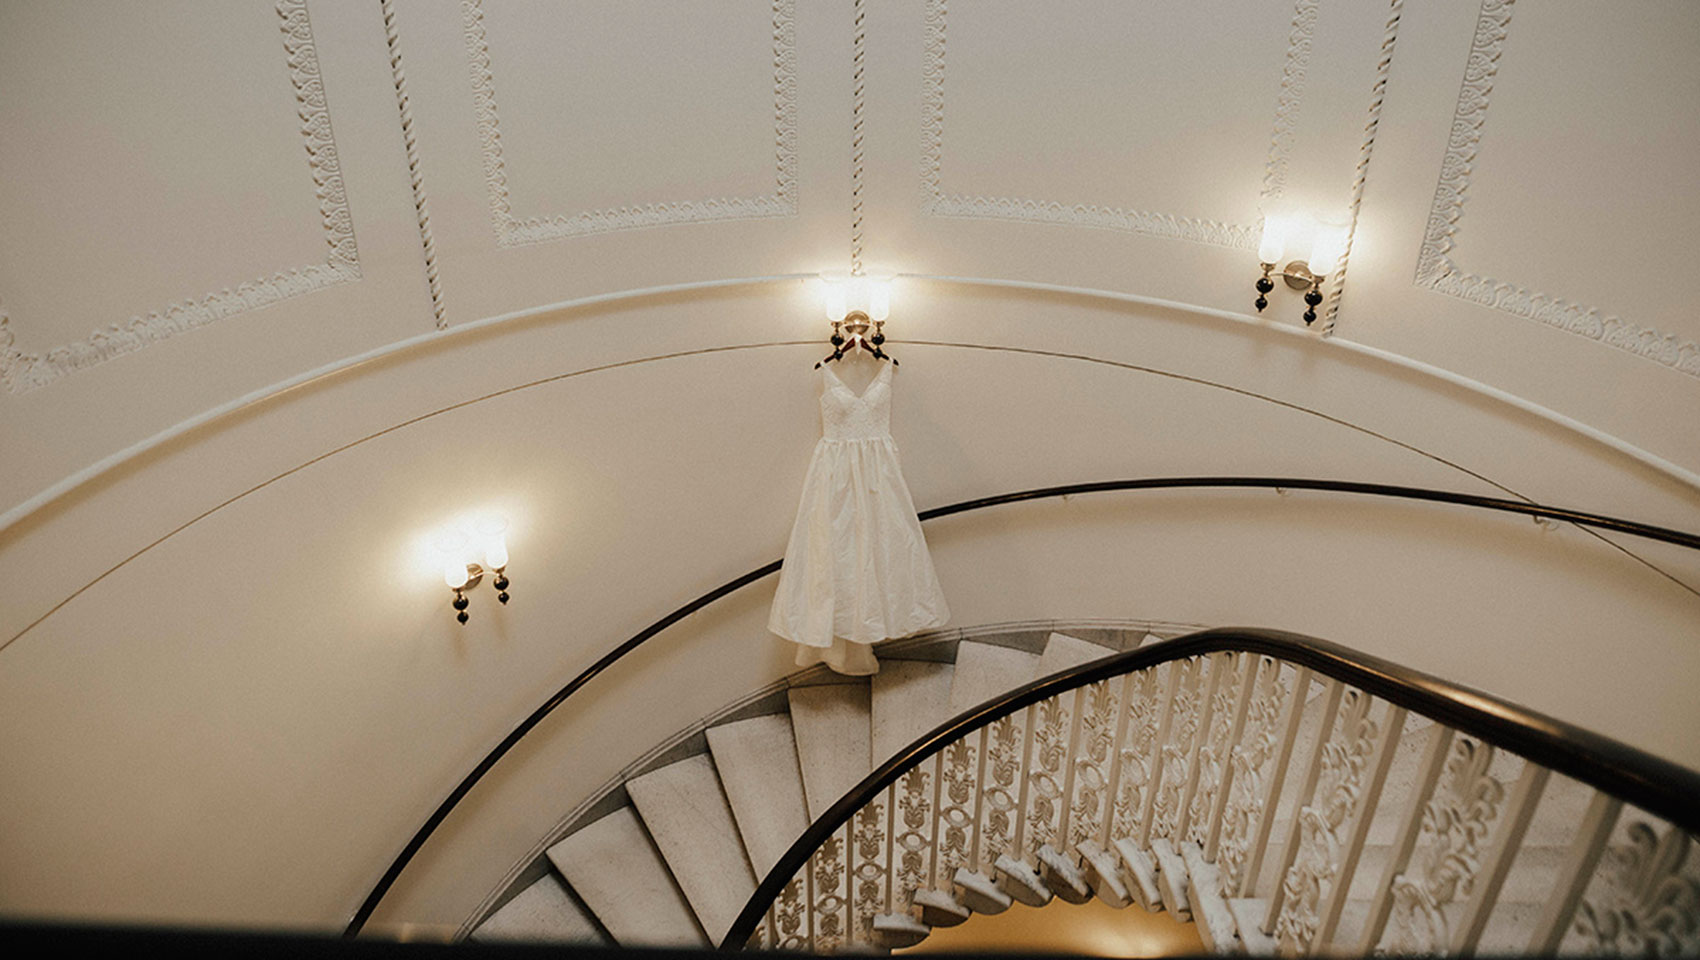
xmin=867 ymin=278 xmax=892 ymax=322
xmin=1308 ymin=224 xmax=1349 ymax=276
xmin=436 ymin=531 xmax=470 ymax=589
xmin=820 ymin=277 xmax=848 ymax=322
xmin=1257 ymin=215 xmax=1290 ymax=264
xmin=477 ymin=516 xmax=509 ymax=570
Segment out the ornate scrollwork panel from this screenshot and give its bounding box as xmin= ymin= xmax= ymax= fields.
xmin=1111 ymin=667 xmax=1162 ymax=840
xmin=772 ymin=875 xmax=808 ymax=951
xmin=1070 ymin=678 xmax=1123 ymax=848
xmin=1217 ymin=657 xmax=1289 ymax=892
xmin=1568 ymin=820 xmax=1700 ymax=956
xmin=1151 ymin=657 xmax=1207 ymax=840
xmin=1379 ymin=738 xmax=1506 ymax=954
xmin=1274 ymin=689 xmax=1381 ymax=953
xmin=810 ymin=828 xmax=850 ymax=951
xmin=893 ymin=762 xmax=935 ymax=906
xmin=936 ymin=733 xmax=980 ymax=881
xmin=1188 ymin=653 xmax=1250 ymax=845
xmin=849 ymin=792 xmax=889 ymax=942
xmin=976 ymin=711 xmax=1029 ymax=870
xmin=1024 ymin=692 xmax=1073 ymax=858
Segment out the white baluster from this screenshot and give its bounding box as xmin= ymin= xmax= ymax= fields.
xmin=1176 ymin=652 xmax=1229 ymax=841
xmin=1263 ymin=678 xmax=1345 ymax=932
xmin=1138 ymin=659 xmax=1190 ymax=847
xmin=1240 ymin=665 xmax=1311 ymax=899
xmin=1205 ymin=652 xmax=1263 ymax=859
xmin=1526 ymin=790 xmax=1622 ymax=954
xmin=1356 ymin=723 xmax=1455 ymax=953
xmin=1449 ymin=762 xmax=1551 ymax=954
xmin=1313 ymin=703 xmax=1407 ymax=948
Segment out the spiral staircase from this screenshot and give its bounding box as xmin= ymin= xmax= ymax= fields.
xmin=459 ymin=624 xmax=1700 ymax=955
xmin=469 ymin=626 xmax=1144 ymax=947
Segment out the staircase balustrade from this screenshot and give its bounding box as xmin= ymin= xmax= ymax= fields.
xmin=723 ymin=629 xmax=1700 ymax=955
xmin=348 ymin=477 xmax=1700 ymax=939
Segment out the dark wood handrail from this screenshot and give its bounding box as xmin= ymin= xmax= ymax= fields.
xmin=346 ymin=477 xmax=1700 ymax=936
xmin=721 ymin=626 xmax=1700 ymax=949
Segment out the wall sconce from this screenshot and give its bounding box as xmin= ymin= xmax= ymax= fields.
xmin=817 ymin=275 xmax=896 ymax=365
xmin=435 ymin=516 xmax=511 ymax=625
xmin=1253 ymin=215 xmax=1348 ymax=326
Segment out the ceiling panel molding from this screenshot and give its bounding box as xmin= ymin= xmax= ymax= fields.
xmin=461 ymin=0 xmax=799 ymax=248
xmin=0 ymin=0 xmax=360 ymax=395
xmin=1414 ymin=0 xmax=1700 ymax=379
xmin=917 ymin=0 xmax=1328 ymax=249
xmin=1318 ymin=0 xmax=1403 ymax=336
xmin=381 ymin=0 xmax=447 ymax=331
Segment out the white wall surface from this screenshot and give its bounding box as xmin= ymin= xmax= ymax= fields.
xmin=1 ymin=281 xmax=1695 ymax=933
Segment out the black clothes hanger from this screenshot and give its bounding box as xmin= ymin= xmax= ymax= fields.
xmin=815 ymin=314 xmax=899 ymax=368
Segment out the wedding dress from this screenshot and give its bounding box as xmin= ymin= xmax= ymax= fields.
xmin=768 ymin=360 xmax=950 ymax=675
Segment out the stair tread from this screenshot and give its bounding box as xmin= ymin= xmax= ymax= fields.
xmin=1037 ymin=631 xmax=1116 ymax=678
xmin=706 ymin=714 xmax=810 ymax=877
xmin=625 ymin=753 xmax=757 ymax=943
xmin=947 ymin=642 xmax=1041 ymax=717
xmin=546 ymin=807 xmax=705 ymax=946
xmin=871 ymin=660 xmax=955 ymax=767
xmin=473 ymin=873 xmax=604 ymax=944
xmin=789 ymin=683 xmax=873 ymax=821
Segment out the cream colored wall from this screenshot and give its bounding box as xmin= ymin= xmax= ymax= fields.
xmin=0 ymin=0 xmax=1696 ymax=940
xmin=1 ymin=281 xmax=1695 ymax=935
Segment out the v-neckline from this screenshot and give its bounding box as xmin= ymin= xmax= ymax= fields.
xmin=824 ymin=361 xmax=887 ymax=401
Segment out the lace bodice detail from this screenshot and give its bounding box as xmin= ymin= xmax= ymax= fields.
xmin=820 ymin=362 xmax=892 ymax=441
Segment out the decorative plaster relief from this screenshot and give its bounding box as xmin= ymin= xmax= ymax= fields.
xmin=462 ymin=0 xmax=799 ymax=247
xmin=1415 ymin=0 xmax=1700 ymax=378
xmin=0 ymin=0 xmax=360 ymax=394
xmin=382 ymin=0 xmax=447 ymax=330
xmin=919 ymin=0 xmax=1322 ymax=249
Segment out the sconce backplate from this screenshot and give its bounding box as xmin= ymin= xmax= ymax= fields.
xmin=1282 ymin=261 xmax=1317 ymax=290
xmin=462 ymin=563 xmax=485 ymax=590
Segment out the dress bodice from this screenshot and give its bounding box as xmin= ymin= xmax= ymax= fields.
xmin=820 ymin=362 xmax=893 ymax=441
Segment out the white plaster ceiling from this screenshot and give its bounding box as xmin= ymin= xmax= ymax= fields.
xmin=0 ymin=0 xmax=1696 ymax=512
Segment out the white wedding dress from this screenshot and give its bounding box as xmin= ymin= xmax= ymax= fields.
xmin=768 ymin=360 xmax=950 ymax=675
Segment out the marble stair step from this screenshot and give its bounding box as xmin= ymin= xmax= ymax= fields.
xmin=546 ymin=807 xmax=705 ymax=946
xmin=624 ymin=753 xmax=757 ymax=944
xmin=870 ymin=659 xmax=955 ymax=767
xmin=946 ymin=641 xmax=1041 ymax=717
xmin=706 ymin=714 xmax=810 ymax=877
xmin=1036 ymin=631 xmax=1118 ymax=677
xmin=472 ymin=873 xmax=605 ymax=945
xmin=788 ymin=682 xmax=873 ymax=821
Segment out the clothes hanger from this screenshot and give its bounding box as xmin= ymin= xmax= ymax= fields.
xmin=815 ymin=313 xmax=898 ymax=368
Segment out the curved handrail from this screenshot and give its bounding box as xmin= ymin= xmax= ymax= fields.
xmin=721 ymin=626 xmax=1700 ymax=949
xmin=345 ymin=477 xmax=1700 ymax=935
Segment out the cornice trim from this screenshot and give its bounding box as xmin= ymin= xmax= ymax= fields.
xmin=0 ymin=0 xmax=360 ymax=393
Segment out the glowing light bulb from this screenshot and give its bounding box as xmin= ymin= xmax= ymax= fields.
xmin=477 ymin=515 xmax=509 ymax=571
